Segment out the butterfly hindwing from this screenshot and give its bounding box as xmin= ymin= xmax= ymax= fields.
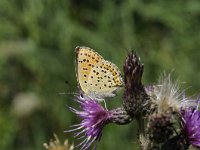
xmin=87 ymin=60 xmax=124 ymax=98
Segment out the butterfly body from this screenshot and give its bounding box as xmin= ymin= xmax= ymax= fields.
xmin=75 ymin=46 xmax=123 ymax=101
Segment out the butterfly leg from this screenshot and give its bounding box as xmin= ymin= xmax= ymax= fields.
xmin=96 ymin=97 xmax=108 ymax=110
xmin=103 ymin=99 xmax=108 ymax=110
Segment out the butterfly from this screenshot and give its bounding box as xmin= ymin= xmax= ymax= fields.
xmin=75 ymin=46 xmax=124 ymax=101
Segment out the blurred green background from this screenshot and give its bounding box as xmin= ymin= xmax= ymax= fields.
xmin=1 ymin=0 xmax=200 ymax=150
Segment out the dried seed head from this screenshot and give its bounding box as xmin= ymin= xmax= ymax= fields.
xmin=43 ymin=134 xmax=74 ymax=150
xmin=148 ymin=113 xmax=174 ymax=144
xmin=147 ymin=74 xmax=186 ymax=115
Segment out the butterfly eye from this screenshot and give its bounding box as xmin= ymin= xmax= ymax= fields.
xmin=80 ymin=93 xmax=84 ymax=99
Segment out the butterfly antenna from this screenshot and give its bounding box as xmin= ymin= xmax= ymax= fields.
xmin=58 ymin=92 xmax=77 ymax=95
xmin=65 ymin=80 xmax=71 ymax=88
xmin=58 ymin=80 xmax=78 ymax=96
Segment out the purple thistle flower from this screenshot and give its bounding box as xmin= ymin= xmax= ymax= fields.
xmin=66 ymin=96 xmax=108 ymax=150
xmin=66 ymin=95 xmax=132 ymax=150
xmin=180 ymin=104 xmax=200 ymax=148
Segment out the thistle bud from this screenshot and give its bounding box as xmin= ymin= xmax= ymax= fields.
xmin=123 ymin=51 xmax=149 ymax=118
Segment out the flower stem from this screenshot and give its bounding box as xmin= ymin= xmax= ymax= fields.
xmin=136 ymin=115 xmax=149 ymax=150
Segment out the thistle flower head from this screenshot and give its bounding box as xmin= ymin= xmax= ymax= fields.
xmin=67 ymin=95 xmax=132 ymax=150
xmin=180 ymin=101 xmax=200 ymax=148
xmin=67 ymin=96 xmax=109 ymax=150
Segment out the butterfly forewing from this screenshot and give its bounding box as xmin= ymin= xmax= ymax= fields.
xmin=75 ymin=46 xmax=103 ymax=94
